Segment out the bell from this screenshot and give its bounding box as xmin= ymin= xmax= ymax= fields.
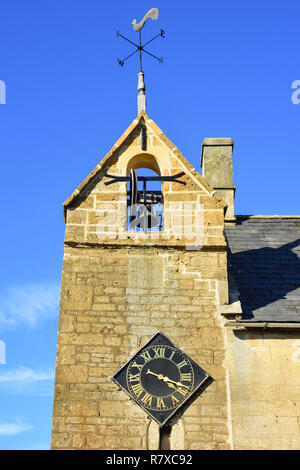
xmin=129 ymin=204 xmax=160 ymax=232
xmin=129 ymin=169 xmax=138 ymax=224
xmin=146 ymin=204 xmax=159 ymax=230
xmin=128 ymin=170 xmax=161 ymax=231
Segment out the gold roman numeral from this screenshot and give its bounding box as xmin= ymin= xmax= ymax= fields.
xmin=140 ymin=350 xmax=152 ymax=363
xmin=128 ymin=373 xmax=140 ymax=382
xmin=131 ymin=383 xmax=144 ymax=397
xmin=152 ymin=347 xmax=166 ymax=358
xmin=141 ymin=392 xmax=153 ymax=407
xmin=181 ymin=372 xmax=192 ymax=382
xmin=177 ymin=387 xmax=188 ymax=397
xmin=131 ymin=361 xmax=143 ymax=371
xmin=169 ymin=350 xmax=176 ymax=361
xmin=177 ymin=359 xmax=188 ymax=369
xmin=171 ymin=395 xmax=180 ymax=406
xmin=156 ymin=397 xmax=166 ymax=409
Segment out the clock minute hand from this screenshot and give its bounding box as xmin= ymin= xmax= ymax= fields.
xmin=163 ymin=376 xmax=188 ymax=388
xmin=146 ymin=369 xmax=169 ymax=382
xmin=146 ymin=369 xmax=177 ymax=389
xmin=146 ymin=369 xmax=187 ymax=389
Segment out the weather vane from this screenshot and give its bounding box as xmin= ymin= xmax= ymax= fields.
xmin=117 ymin=8 xmax=165 ymax=71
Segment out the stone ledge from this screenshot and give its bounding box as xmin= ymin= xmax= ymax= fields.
xmin=219 ymin=301 xmax=242 ymax=317
xmin=225 ymin=321 xmax=300 ymax=330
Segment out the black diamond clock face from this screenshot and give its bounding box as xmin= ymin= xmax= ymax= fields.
xmin=112 ymin=332 xmax=213 ymax=427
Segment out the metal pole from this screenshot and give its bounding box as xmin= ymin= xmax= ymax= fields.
xmin=139 ymin=30 xmax=142 ymax=72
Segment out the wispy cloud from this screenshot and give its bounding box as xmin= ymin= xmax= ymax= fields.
xmin=0 ymin=367 xmax=55 ymax=397
xmin=0 ymin=367 xmax=54 ymax=384
xmin=0 ymin=422 xmax=33 ymax=436
xmin=0 ymin=282 xmax=60 ymax=328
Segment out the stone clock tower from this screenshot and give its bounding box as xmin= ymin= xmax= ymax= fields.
xmin=50 ymin=100 xmax=234 ymax=449
xmin=51 ymin=10 xmax=236 ymax=449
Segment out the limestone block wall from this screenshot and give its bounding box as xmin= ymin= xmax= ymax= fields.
xmin=226 ymin=328 xmax=300 ymax=449
xmin=51 ymin=245 xmax=231 ymax=450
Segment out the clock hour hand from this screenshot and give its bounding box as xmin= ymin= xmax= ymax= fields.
xmin=146 ymin=369 xmax=176 ymax=388
xmin=146 ymin=369 xmax=188 ymax=389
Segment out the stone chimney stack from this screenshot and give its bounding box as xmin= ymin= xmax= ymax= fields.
xmin=201 ymin=138 xmax=235 ymax=222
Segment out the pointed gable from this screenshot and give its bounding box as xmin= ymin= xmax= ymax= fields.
xmin=63 ymin=112 xmax=227 ymax=248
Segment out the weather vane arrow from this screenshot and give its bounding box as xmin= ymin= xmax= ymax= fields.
xmin=117 ymin=7 xmax=165 ymax=71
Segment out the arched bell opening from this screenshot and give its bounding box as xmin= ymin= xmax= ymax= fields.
xmin=126 ymin=155 xmax=163 ymax=232
xmin=126 ymin=153 xmax=161 ymax=176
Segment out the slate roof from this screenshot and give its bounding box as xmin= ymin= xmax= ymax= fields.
xmin=225 ymin=216 xmax=300 ymax=322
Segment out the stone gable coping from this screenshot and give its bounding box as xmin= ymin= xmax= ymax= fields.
xmin=63 ymin=112 xmax=227 ymax=222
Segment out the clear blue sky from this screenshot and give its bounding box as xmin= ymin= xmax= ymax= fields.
xmin=0 ymin=0 xmax=299 ymax=449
